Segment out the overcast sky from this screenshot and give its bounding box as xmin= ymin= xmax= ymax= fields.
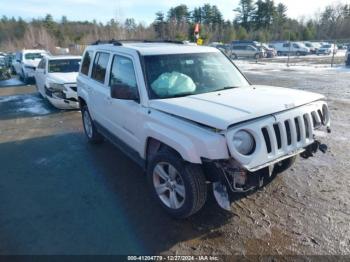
xmin=0 ymin=0 xmax=345 ymax=24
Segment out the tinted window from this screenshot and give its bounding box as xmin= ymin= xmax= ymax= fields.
xmin=49 ymin=59 xmax=81 ymax=73
xmin=81 ymin=51 xmax=93 ymax=75
xmin=293 ymin=44 xmax=299 ymax=48
xmin=91 ymin=52 xmax=110 ymax=83
xmin=25 ymin=53 xmax=45 ymax=60
xmin=109 ymin=55 xmax=138 ymax=90
xmin=283 ymin=43 xmax=290 ymax=48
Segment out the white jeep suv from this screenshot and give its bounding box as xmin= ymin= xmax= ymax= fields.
xmin=77 ymin=40 xmax=330 ymax=218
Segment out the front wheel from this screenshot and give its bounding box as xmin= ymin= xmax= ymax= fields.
xmin=147 ymin=150 xmax=207 ymax=218
xmin=81 ymin=105 xmax=103 ymax=143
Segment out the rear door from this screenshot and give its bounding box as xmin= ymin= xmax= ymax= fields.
xmin=89 ymin=51 xmax=111 ymax=127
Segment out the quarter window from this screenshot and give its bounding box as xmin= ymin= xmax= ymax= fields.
xmin=109 ymin=55 xmax=138 ymax=91
xmin=81 ymin=50 xmax=93 ymax=76
xmin=91 ymin=52 xmax=110 ymax=83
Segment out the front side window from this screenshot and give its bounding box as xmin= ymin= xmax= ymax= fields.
xmin=143 ymin=52 xmax=249 ymax=99
xmin=81 ymin=51 xmax=93 ymax=75
xmin=48 ymin=59 xmax=81 ymax=73
xmin=91 ymin=52 xmax=110 ymax=83
xmin=109 ymin=55 xmax=138 ymax=90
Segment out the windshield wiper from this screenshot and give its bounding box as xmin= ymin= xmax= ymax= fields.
xmin=215 ymin=86 xmax=239 ymax=92
xmin=166 ymin=92 xmax=195 ymax=98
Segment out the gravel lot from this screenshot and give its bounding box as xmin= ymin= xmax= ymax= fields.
xmin=0 ymin=58 xmax=349 ymax=255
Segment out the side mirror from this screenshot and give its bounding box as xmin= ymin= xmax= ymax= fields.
xmin=110 ymin=84 xmax=139 ymax=102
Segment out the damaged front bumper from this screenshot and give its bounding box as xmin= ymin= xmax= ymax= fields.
xmin=205 ymin=132 xmax=329 ymax=210
xmin=45 ymin=84 xmax=79 ymax=110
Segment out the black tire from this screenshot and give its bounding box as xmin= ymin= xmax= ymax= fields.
xmin=277 ymin=51 xmax=282 ymax=56
xmin=296 ymin=51 xmax=301 ymax=56
xmin=147 ymin=150 xmax=207 ymax=219
xmin=274 ymin=155 xmax=297 ymax=174
xmin=254 ymin=53 xmax=260 ymax=59
xmin=81 ymin=105 xmax=103 ymax=144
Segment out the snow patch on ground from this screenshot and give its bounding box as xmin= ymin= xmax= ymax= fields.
xmin=0 ymin=95 xmax=22 ymax=103
xmin=17 ymin=96 xmax=50 ymax=115
xmin=235 ymin=60 xmax=350 ymax=74
xmin=0 ymin=78 xmax=25 ymax=87
xmin=0 ymin=94 xmax=51 ymax=115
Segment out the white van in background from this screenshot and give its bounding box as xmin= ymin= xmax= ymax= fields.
xmin=13 ymin=49 xmax=50 ymax=83
xmin=269 ymin=42 xmax=310 ymax=56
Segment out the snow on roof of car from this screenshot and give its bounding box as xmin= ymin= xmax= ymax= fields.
xmin=47 ymin=55 xmax=82 ymax=60
xmin=22 ymin=49 xmax=48 ymax=53
xmin=89 ymin=42 xmax=220 ymax=56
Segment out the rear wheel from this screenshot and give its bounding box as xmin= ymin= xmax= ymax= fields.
xmin=147 ymin=150 xmax=207 ymax=219
xmin=81 ymin=105 xmax=103 ymax=143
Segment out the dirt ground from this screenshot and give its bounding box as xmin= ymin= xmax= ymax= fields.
xmin=0 ymin=58 xmax=349 ymax=255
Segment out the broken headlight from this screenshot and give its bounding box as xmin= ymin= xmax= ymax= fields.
xmin=233 ymin=130 xmax=255 ymax=155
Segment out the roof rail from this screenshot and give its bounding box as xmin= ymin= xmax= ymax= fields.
xmin=90 ymin=39 xmax=185 ymax=46
xmin=91 ymin=39 xmax=122 ymax=46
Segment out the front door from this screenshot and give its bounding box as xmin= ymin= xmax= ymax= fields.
xmin=106 ymin=54 xmax=143 ymax=153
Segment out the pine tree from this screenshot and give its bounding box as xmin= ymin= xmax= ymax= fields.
xmin=234 ymin=0 xmax=255 ymax=31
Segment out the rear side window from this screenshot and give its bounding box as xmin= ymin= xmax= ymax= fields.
xmin=81 ymin=51 xmax=93 ymax=76
xmin=91 ymin=52 xmax=110 ymax=83
xmin=109 ymin=55 xmax=138 ymax=90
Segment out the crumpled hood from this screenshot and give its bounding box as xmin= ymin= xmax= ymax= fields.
xmin=149 ymin=85 xmax=324 ymax=130
xmin=47 ymin=72 xmax=78 ymax=84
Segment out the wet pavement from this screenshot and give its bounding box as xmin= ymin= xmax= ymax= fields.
xmin=0 ymin=69 xmax=349 ymax=255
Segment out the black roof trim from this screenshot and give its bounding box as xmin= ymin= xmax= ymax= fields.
xmin=90 ymin=39 xmax=185 ymax=46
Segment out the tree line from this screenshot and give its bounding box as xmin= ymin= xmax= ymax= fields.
xmin=0 ymin=1 xmax=349 ymax=53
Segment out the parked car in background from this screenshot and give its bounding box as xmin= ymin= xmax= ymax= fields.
xmin=5 ymin=53 xmax=15 ymax=71
xmin=0 ymin=56 xmax=11 ymax=80
xmin=13 ymin=49 xmax=50 ymax=83
xmin=35 ymin=55 xmax=81 ymax=109
xmin=209 ymin=42 xmax=230 ymax=53
xmin=269 ymin=42 xmax=310 ymax=56
xmin=230 ymin=44 xmax=264 ymax=59
xmin=316 ymin=44 xmax=337 ymax=55
xmin=261 ymin=43 xmax=276 ymax=58
xmin=346 ymin=46 xmax=350 ymax=66
xmin=304 ymin=42 xmax=318 ymax=54
xmin=77 ymin=40 xmax=330 ymax=218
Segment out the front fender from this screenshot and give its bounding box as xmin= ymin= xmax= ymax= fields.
xmin=142 ymin=111 xmax=230 ymax=164
xmin=144 ymin=122 xmax=201 ymax=163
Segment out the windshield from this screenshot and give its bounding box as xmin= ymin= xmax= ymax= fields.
xmin=25 ymin=53 xmax=46 ymax=60
xmin=48 ymin=59 xmax=81 ymax=73
xmin=322 ymin=45 xmax=331 ymax=48
xmin=143 ymin=52 xmax=249 ymax=99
